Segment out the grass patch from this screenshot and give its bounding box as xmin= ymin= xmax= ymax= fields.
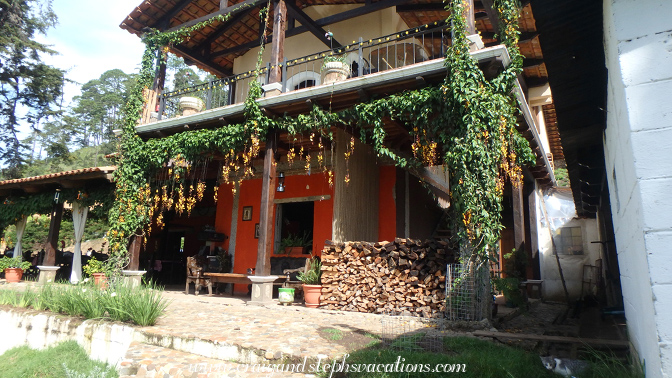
xmin=323 ymin=328 xmax=344 ymax=341
xmin=580 ymin=349 xmax=645 ymax=378
xmin=0 ymin=340 xmax=118 ymax=378
xmin=333 ymin=336 xmax=642 ymax=378
xmin=0 ymin=280 xmax=169 ymax=326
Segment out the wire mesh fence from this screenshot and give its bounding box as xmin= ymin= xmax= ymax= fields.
xmin=446 ymin=262 xmax=490 ymax=322
xmin=381 ymin=313 xmax=446 ymax=353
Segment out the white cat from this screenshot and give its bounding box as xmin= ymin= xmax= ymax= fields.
xmin=540 ymin=356 xmax=590 ymax=377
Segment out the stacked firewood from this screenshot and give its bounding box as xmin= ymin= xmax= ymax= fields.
xmin=320 ymin=238 xmax=457 ymax=317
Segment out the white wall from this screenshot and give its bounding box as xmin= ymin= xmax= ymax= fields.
xmin=535 ymin=188 xmax=602 ymax=301
xmin=603 ymin=1 xmax=672 ymax=376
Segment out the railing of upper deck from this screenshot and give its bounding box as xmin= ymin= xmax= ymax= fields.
xmin=156 ymin=21 xmax=450 ymax=121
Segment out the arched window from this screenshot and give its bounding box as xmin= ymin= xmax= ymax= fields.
xmin=285 ymin=71 xmax=321 ymax=92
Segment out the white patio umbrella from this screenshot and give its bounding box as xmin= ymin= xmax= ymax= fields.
xmin=70 ymin=202 xmax=88 ymax=284
xmin=13 ymin=216 xmax=28 ymax=261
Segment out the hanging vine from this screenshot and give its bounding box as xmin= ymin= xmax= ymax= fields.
xmin=106 ymin=0 xmax=534 ymax=272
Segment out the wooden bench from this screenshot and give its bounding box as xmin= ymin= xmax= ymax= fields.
xmin=204 ymin=273 xmax=287 ymax=294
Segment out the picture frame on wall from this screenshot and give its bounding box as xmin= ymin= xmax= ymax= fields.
xmin=242 ymin=206 xmax=252 ymax=221
xmin=254 ymin=223 xmax=260 ymax=239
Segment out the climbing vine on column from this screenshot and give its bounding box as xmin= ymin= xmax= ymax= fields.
xmin=440 ymin=0 xmax=534 ymax=262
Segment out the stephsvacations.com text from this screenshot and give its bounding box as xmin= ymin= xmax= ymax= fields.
xmin=189 ymin=355 xmax=466 ymax=377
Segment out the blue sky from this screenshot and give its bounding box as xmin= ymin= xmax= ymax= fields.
xmin=37 ymin=0 xmax=146 ymax=105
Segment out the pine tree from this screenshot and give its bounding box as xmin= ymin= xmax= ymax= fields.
xmin=0 ymin=0 xmax=64 ymax=179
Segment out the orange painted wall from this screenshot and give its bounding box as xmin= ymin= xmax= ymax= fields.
xmin=217 ymin=172 xmax=334 ymax=294
xmin=378 ymin=165 xmax=397 ymax=242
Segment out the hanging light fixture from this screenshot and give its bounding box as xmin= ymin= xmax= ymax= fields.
xmin=277 ymin=172 xmax=285 ymax=192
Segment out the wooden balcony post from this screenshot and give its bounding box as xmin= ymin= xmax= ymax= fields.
xmin=269 ymin=0 xmax=286 ymax=84
xmin=464 ymin=0 xmax=475 ymax=35
xmin=255 ymin=131 xmax=278 ymax=275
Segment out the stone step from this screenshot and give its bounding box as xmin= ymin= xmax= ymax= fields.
xmin=118 ymin=342 xmax=314 ymax=378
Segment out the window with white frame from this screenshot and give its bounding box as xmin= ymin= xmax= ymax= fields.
xmin=553 ymin=226 xmax=583 ymax=255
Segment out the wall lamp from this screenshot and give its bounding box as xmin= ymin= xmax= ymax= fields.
xmin=277 ymin=172 xmax=285 ymax=192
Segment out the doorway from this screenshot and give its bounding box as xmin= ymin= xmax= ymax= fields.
xmin=274 ymin=201 xmax=314 ymax=254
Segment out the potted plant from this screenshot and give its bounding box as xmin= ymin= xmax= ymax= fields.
xmin=321 ymin=31 xmax=350 ymax=84
xmin=297 ymin=257 xmax=322 ymax=308
xmin=178 ymin=96 xmax=204 ymax=116
xmin=0 ymin=256 xmax=32 ymax=283
xmin=321 ymin=54 xmax=350 ymax=84
xmin=83 ymin=257 xmax=109 ymax=288
xmin=277 ymin=232 xmax=312 ymax=255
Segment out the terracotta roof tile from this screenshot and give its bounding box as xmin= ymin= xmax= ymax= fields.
xmin=0 ymin=166 xmax=116 ymax=187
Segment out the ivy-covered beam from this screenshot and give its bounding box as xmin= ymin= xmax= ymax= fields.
xmin=166 ymin=0 xmax=268 ymax=33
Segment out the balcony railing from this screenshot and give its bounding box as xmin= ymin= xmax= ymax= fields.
xmin=156 ymin=21 xmax=450 ymax=121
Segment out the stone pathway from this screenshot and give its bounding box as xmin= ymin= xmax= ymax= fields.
xmin=140 ymin=290 xmax=386 ymax=360
xmin=117 ymin=289 xmax=419 ymax=378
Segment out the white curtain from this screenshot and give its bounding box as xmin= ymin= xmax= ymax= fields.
xmin=70 ymin=202 xmax=88 ymax=284
xmin=14 ymin=216 xmax=28 ymax=262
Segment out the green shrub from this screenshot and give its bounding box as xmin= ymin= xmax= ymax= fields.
xmin=0 ymin=280 xmax=169 ymax=326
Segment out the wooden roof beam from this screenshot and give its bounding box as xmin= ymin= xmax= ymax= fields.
xmin=156 ymin=0 xmax=195 ymax=30
xmin=286 ymin=1 xmax=341 ymax=48
xmin=171 ymin=45 xmax=232 ymax=77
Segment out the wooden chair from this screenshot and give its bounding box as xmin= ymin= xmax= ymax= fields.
xmin=282 ymin=258 xmax=311 ymax=299
xmin=185 ymin=255 xmax=212 ymax=296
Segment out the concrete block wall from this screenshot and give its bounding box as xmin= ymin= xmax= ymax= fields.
xmin=603 ymin=1 xmax=672 ymax=376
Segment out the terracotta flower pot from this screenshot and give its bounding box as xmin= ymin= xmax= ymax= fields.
xmin=322 ymin=61 xmax=350 ymax=85
xmin=283 ymin=246 xmax=309 ymax=256
xmin=302 ymin=284 xmax=322 ymax=308
xmin=4 ymin=268 xmax=23 ymax=283
xmin=179 ymin=96 xmax=204 ymax=116
xmin=92 ymin=273 xmax=108 ymax=289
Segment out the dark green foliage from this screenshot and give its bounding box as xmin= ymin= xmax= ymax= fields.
xmin=0 ymin=0 xmax=65 ymax=178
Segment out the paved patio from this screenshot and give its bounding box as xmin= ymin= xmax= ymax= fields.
xmin=121 ymin=287 xmax=460 ymax=378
